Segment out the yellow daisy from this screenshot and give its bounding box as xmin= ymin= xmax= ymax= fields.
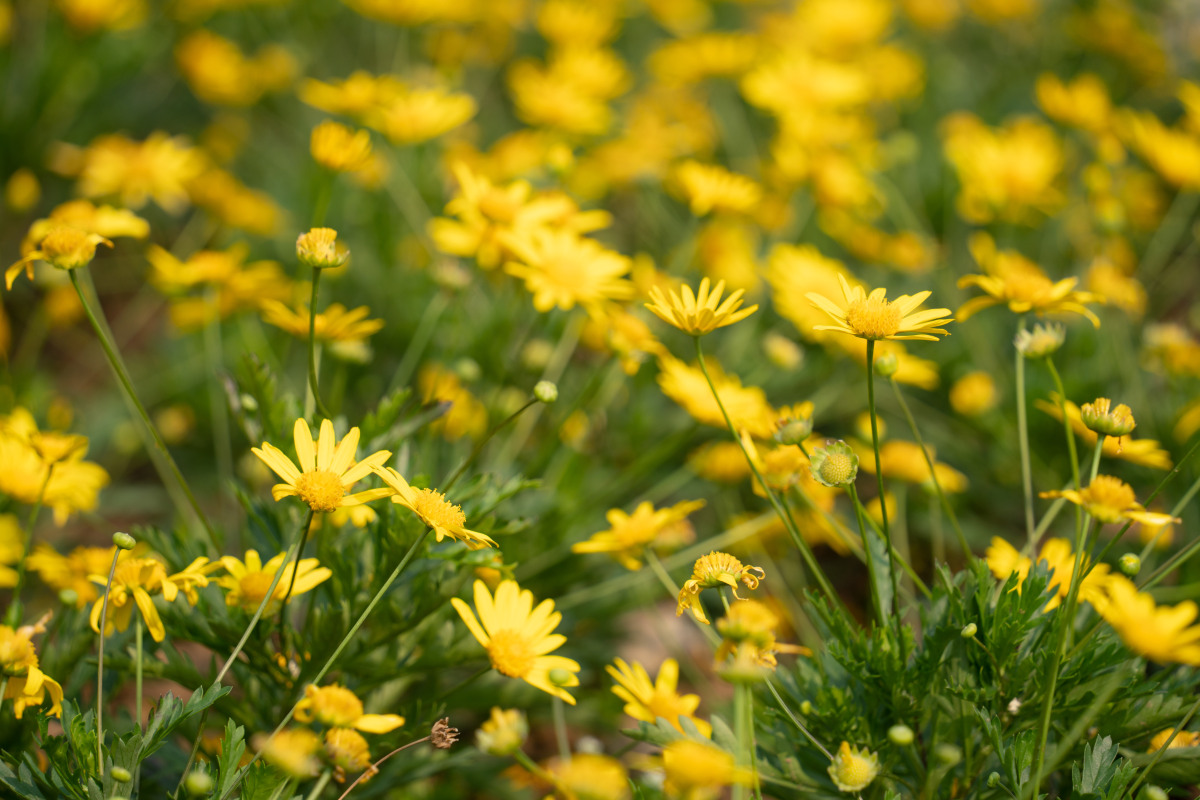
xmin=371 ymin=467 xmax=497 ymax=549
xmin=1040 ymin=475 xmax=1180 ymax=526
xmin=0 ymin=616 xmax=64 ymax=718
xmin=501 ymin=228 xmax=634 ymax=312
xmin=661 ymin=739 xmax=752 ymax=798
xmin=6 ymin=225 xmax=112 ymax=289
xmin=676 ymin=551 xmax=764 ymax=624
xmin=451 ymin=579 xmax=581 ymax=704
xmin=294 ymin=683 xmax=405 ymax=733
xmin=251 ymin=418 xmax=393 ymax=513
xmin=1100 ymin=577 xmax=1200 ymax=665
xmin=1037 ymin=395 xmax=1172 ymax=470
xmin=259 ymin=301 xmax=385 ymax=342
xmin=807 ymin=274 xmax=953 ymax=342
xmin=645 ymin=277 xmax=758 ymax=336
xmin=88 ymin=555 xmax=210 ymax=642
xmin=607 ymin=657 xmax=712 ymax=736
xmin=571 ymin=499 xmax=704 ymax=570
xmin=214 ymin=549 xmax=332 ymax=613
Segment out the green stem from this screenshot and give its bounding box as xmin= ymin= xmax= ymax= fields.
xmin=1139 ymin=190 xmax=1199 ymax=282
xmin=278 ymin=511 xmax=315 ymax=657
xmin=304 ymin=769 xmax=333 ymax=800
xmin=512 ymin=749 xmax=556 ymax=782
xmin=307 ymin=269 xmax=332 ymax=419
xmin=4 ymin=465 xmax=53 ymax=626
xmin=1044 ymin=357 xmax=1081 ymax=490
xmin=1016 ymin=321 xmax=1036 ymax=544
xmin=692 ymin=336 xmax=840 ymax=607
xmin=390 ymin=291 xmax=449 ymax=393
xmin=889 ymin=378 xmax=971 ymax=558
xmin=443 ymin=397 xmax=538 ymax=494
xmin=69 ymin=270 xmax=213 ymax=545
xmin=733 ymin=683 xmax=752 ymax=800
xmin=552 ymin=696 xmax=571 ymax=762
xmin=135 ymin=618 xmax=144 ymax=727
xmin=865 ymin=340 xmax=900 ymax=623
xmin=763 ymin=679 xmax=833 ymax=760
xmin=219 ymin=526 xmax=432 ymax=800
xmin=95 ymin=548 xmax=121 ymax=779
xmin=846 ymin=484 xmax=886 ymax=629
xmin=202 ymin=293 xmax=234 ymax=523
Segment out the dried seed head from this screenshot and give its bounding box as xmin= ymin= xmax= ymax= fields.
xmin=431 ymin=718 xmax=459 ymax=750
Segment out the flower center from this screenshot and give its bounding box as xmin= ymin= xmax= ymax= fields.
xmin=0 ymin=632 xmax=35 ymax=676
xmin=834 ymin=752 xmax=875 ymax=790
xmin=239 ymin=572 xmax=275 ymax=606
xmin=412 ymin=488 xmax=466 ymax=529
xmin=40 ymin=227 xmax=101 ymax=270
xmin=818 ymin=453 xmax=855 ymax=485
xmin=1081 ymin=476 xmax=1135 ymax=523
xmin=694 ymin=552 xmax=745 ymax=587
xmin=295 ymin=470 xmax=346 ymax=512
xmin=313 ymin=685 xmax=365 ymax=727
xmin=845 ymin=296 xmax=902 ymax=340
xmin=486 ymin=629 xmax=536 ymax=677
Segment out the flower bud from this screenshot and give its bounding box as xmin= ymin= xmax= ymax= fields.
xmin=809 ymin=441 xmax=859 ymax=488
xmin=987 ymin=772 xmax=1001 ymax=788
xmin=1015 ymin=323 xmax=1065 ymax=359
xmin=1119 ymin=553 xmax=1141 ymax=576
xmin=111 ymin=767 xmax=132 ymax=783
xmin=113 ymin=532 xmax=136 ymax=550
xmin=548 ymin=668 xmax=573 ymax=686
xmin=1081 ymin=398 xmax=1136 ymax=437
xmin=774 ymin=402 xmax=815 ymax=446
xmin=873 ymin=352 xmax=899 ymax=378
xmin=960 ymin=623 xmax=978 ymax=638
xmin=184 ymin=770 xmax=215 ymax=796
xmin=888 ymin=724 xmax=914 ymax=746
xmin=934 ymin=743 xmax=962 ymax=765
xmin=534 ymin=381 xmax=558 ymax=404
xmin=59 ymin=588 xmax=79 ymax=606
xmin=1144 ymin=787 xmax=1168 ymax=800
xmin=296 ymin=227 xmax=349 ymax=269
xmin=800 ymin=701 xmax=813 ymax=715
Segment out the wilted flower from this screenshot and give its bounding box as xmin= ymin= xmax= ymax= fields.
xmin=677 ymin=552 xmax=764 ymax=624
xmin=297 ymin=228 xmax=349 ymax=269
xmin=828 ymin=742 xmax=880 ymax=793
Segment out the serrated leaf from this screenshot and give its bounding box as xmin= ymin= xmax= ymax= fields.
xmin=0 ymin=760 xmax=46 ymax=799
xmin=1073 ymin=736 xmax=1121 ymax=798
xmin=216 ymin=718 xmax=247 ymax=796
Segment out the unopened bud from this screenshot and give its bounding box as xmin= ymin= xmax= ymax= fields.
xmin=59 ymin=588 xmax=79 ymax=606
xmin=810 ymin=441 xmax=859 ymax=488
xmin=987 ymin=772 xmax=1001 ymax=788
xmin=1144 ymin=786 xmax=1168 ymax=800
xmin=1015 ymin=323 xmax=1065 ymax=359
xmin=961 ymin=623 xmax=978 ymax=638
xmin=548 ymin=668 xmax=573 ymax=686
xmin=1119 ymin=554 xmax=1141 ymax=576
xmin=534 ymin=381 xmax=558 ymax=404
xmin=184 ymin=770 xmax=215 ymax=796
xmin=934 ymin=743 xmax=962 ymax=765
xmin=874 ymin=352 xmax=899 ymax=378
xmin=800 ymin=701 xmax=813 ymax=715
xmin=111 ymin=767 xmax=132 ymax=783
xmin=113 ymin=532 xmax=136 ymax=550
xmin=888 ymin=724 xmax=914 ymax=746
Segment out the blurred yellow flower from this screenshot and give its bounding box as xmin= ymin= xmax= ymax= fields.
xmin=656 ymin=354 xmax=777 ymax=439
xmin=856 ymin=440 xmax=968 ymax=492
xmin=1121 ymin=110 xmax=1200 ymax=190
xmin=451 ymin=579 xmax=581 ymax=704
xmin=215 ymin=549 xmax=332 ymax=613
xmin=0 ymin=514 xmax=21 ymax=587
xmin=949 ymin=371 xmax=998 ymax=416
xmin=1040 ymin=476 xmax=1178 ymax=526
xmin=646 ymin=277 xmax=758 ymax=336
xmin=502 ymin=229 xmax=634 ymax=312
xmin=373 ymin=467 xmax=497 ymax=549
xmin=543 ymin=754 xmax=630 ymax=800
xmin=325 ymin=727 xmax=371 ymax=774
xmin=187 ymin=167 xmax=283 ymax=236
xmin=1085 ymin=260 xmax=1145 ymax=318
xmin=0 ymin=616 xmax=63 ymax=718
xmin=476 ymin=707 xmax=528 ymax=755
xmin=70 ymin=131 xmax=205 ymax=213
xmin=662 ymin=739 xmax=752 ymax=799
xmin=572 ymin=499 xmax=703 ymax=570
xmin=148 ymin=243 xmax=291 ymax=331
xmin=1100 ymin=577 xmax=1200 ymax=666
xmin=54 ymin=0 xmax=145 ymax=32
xmin=985 ymin=537 xmax=1113 ymax=612
xmin=807 ymin=274 xmax=953 ymax=342
xmin=254 ymin=728 xmax=321 ymax=779
xmin=252 ymin=418 xmax=392 ymax=513
xmin=6 ymin=226 xmax=112 ymax=289
xmin=27 ymin=544 xmax=119 ymax=606
xmin=365 ymin=85 xmax=477 ymax=145
xmin=176 ymin=30 xmax=295 ymax=107
xmin=0 ymin=408 xmax=109 ymax=524
xmin=537 ymin=0 xmax=619 ymax=46
xmin=673 ymin=161 xmax=762 ymax=217
xmin=507 ymin=58 xmax=614 ymax=136
xmin=608 ymin=657 xmax=711 ymax=736
xmin=1143 ymin=323 xmax=1200 ymax=377
xmin=295 ymin=683 xmax=405 ymax=733
xmin=1148 ymin=729 xmax=1200 ymax=752
xmin=260 ymin=300 xmax=385 ymax=342
xmin=310 ymin=121 xmax=374 ymax=173
xmin=1035 ymin=73 xmax=1112 ymax=134
xmin=89 ymin=555 xmax=210 ymax=642
xmin=418 ymin=362 xmax=489 ymax=441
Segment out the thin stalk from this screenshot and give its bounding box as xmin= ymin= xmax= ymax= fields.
xmin=1044 ymin=357 xmax=1081 ymax=490
xmin=733 ymin=684 xmax=752 ymax=800
xmin=846 ymin=484 xmax=886 ymax=629
xmin=306 ymin=269 xmax=332 ymax=419
xmin=135 ymin=618 xmax=144 ymax=727
xmin=889 ymin=378 xmax=971 ymax=558
xmin=443 ymin=397 xmax=538 ymax=493
xmin=552 ymin=697 xmax=571 ymax=762
xmin=764 ymin=679 xmax=833 ymax=760
xmin=335 ymin=736 xmax=433 ymax=800
xmin=69 ymin=270 xmax=212 ymax=544
xmin=692 ymin=336 xmax=840 ymax=607
xmin=512 ymin=749 xmax=555 ymax=783
xmin=865 ymin=340 xmax=900 ymax=622
xmin=1139 ymin=467 xmax=1200 ymax=564
xmin=389 ymin=290 xmax=449 ymax=392
xmin=4 ymin=465 xmax=53 ymax=626
xmin=1140 ymin=190 xmax=1199 ymax=282
xmin=1016 ymin=321 xmax=1036 ymax=543
xmin=277 ymin=512 xmax=315 ymax=656
xmin=304 ymin=769 xmax=333 ymax=800
xmin=219 ymin=527 xmax=431 ymax=800
xmin=95 ymin=548 xmax=121 ymax=779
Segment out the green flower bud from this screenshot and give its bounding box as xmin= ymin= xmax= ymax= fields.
xmin=111 ymin=767 xmax=132 ymax=783
xmin=809 ymin=440 xmax=859 ymax=488
xmin=534 ymin=381 xmax=558 ymax=404
xmin=185 ymin=770 xmax=216 ymax=796
xmin=874 ymin=352 xmax=899 ymax=378
xmin=1015 ymin=323 xmax=1065 ymax=359
xmin=934 ymin=743 xmax=962 ymax=765
xmin=113 ymin=532 xmax=136 ymax=550
xmin=888 ymin=724 xmax=914 ymax=746
xmin=987 ymin=772 xmax=1001 ymax=788
xmin=59 ymin=588 xmax=79 ymax=606
xmin=1119 ymin=553 xmax=1141 ymax=576
xmin=548 ymin=668 xmax=573 ymax=687
xmin=1144 ymin=786 xmax=1168 ymax=800
xmin=800 ymin=701 xmax=813 ymax=715
xmin=961 ymin=623 xmax=978 ymax=638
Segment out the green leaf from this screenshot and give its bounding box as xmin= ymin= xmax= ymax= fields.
xmin=216 ymin=718 xmax=247 ymax=798
xmin=1072 ymin=736 xmax=1121 ymax=799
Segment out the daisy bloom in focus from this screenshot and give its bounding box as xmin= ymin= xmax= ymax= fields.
xmin=958 ymin=233 xmax=1102 ymax=326
xmin=677 ymin=551 xmax=764 ymax=624
xmin=572 ymin=498 xmax=704 ymax=570
xmin=0 ymin=615 xmax=64 ymax=718
xmin=451 ymin=579 xmax=580 ymax=703
xmin=371 ymin=467 xmax=497 ymax=549
xmin=828 ymin=742 xmax=880 ymax=792
xmin=807 ymin=274 xmax=953 ymax=342
xmin=252 ymin=419 xmax=392 ymax=513
xmin=608 ymin=657 xmax=711 ymax=736
xmin=1100 ymin=577 xmax=1200 ymax=665
xmin=1040 ymin=476 xmax=1179 ymax=526
xmin=7 ymin=225 xmax=112 ymax=289
xmin=214 ymin=549 xmax=332 ymax=613
xmin=645 ymin=277 xmax=758 ymax=336
xmin=294 ymin=683 xmax=405 ymax=733
xmin=88 ymin=555 xmax=210 ymax=642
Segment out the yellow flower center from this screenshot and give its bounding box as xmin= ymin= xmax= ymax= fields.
xmin=295 ymin=470 xmax=346 ymax=512
xmin=239 ymin=572 xmax=275 ymax=606
xmin=818 ymin=453 xmax=855 ymax=485
xmin=845 ymin=295 xmax=902 ymax=340
xmin=1003 ymin=270 xmax=1055 ymax=304
xmin=1080 ymin=476 xmax=1136 ymax=524
xmin=486 ymin=629 xmax=536 ymax=677
xmin=412 ymin=488 xmax=466 ymax=529
xmin=694 ymin=552 xmax=746 ymax=587
xmin=833 ymin=748 xmax=877 ymax=791
xmin=0 ymin=630 xmax=35 ymax=676
xmin=312 ymin=685 xmax=365 ymax=727
xmin=38 ymin=227 xmax=103 ymax=270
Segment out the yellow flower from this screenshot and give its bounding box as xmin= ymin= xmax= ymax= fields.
xmin=89 ymin=555 xmax=210 ymax=642
xmin=807 ymin=274 xmax=952 ymax=342
xmin=254 ymin=728 xmax=321 ymax=779
xmin=1080 ymin=398 xmax=1135 ymax=437
xmin=537 ymin=0 xmax=619 ymax=46
xmin=572 ymin=499 xmax=704 ymax=570
xmin=0 ymin=408 xmax=109 ymax=524
xmin=1036 ymin=396 xmax=1172 ymax=470
xmin=985 ymin=537 xmax=1115 ymax=612
xmin=949 ymin=371 xmax=998 ymax=417
xmin=325 ymin=727 xmax=372 ymax=775
xmin=1035 ymin=73 xmax=1113 ymax=134
xmin=1086 ymin=260 xmax=1146 ymax=318
xmin=607 ymin=657 xmax=711 ymax=736
xmin=0 ymin=515 xmax=21 ymax=587
xmin=1100 ymin=577 xmax=1200 ymax=666
xmin=857 ymin=440 xmax=968 ymax=493
xmin=656 ymin=354 xmax=777 ymax=439
xmin=72 ymin=131 xmax=205 ymax=213
xmin=215 ymin=550 xmax=332 ymax=613
xmin=6 ymin=225 xmax=112 ymax=289
xmin=1143 ymin=323 xmax=1200 ymax=378
xmin=147 ymin=243 xmax=291 ymax=331
xmin=251 ymin=418 xmax=393 ymax=513
xmin=1014 ymin=323 xmax=1066 ymax=359
xmin=677 ymin=552 xmax=764 ymax=624
xmin=1148 ymin=728 xmax=1200 ymax=752
xmin=259 ymin=300 xmax=386 ymax=343
xmin=27 ymin=544 xmax=119 ymax=606
xmin=661 ymin=739 xmax=752 ymax=799
xmin=1041 ymin=476 xmax=1179 ymax=526
xmin=175 ymin=30 xmax=294 ymax=107
xmin=502 ymin=229 xmax=634 ymax=313
xmin=649 ymin=32 xmax=759 ymax=85
xmin=476 ymin=707 xmax=528 ymax=755
xmin=54 ymin=0 xmax=145 ymax=32
xmin=187 ymin=167 xmax=282 ymax=237
xmin=506 ymin=58 xmax=614 ymax=136
xmin=364 ymin=85 xmax=477 ymax=146
xmin=295 ymin=683 xmax=404 ymax=733
xmin=645 ymin=278 xmax=758 ymax=336
xmin=673 ymin=161 xmax=762 ymax=216
xmin=451 ymin=579 xmax=581 ymax=704
xmin=543 ymin=754 xmax=630 ymax=800
xmin=1122 ymin=110 xmax=1200 ymax=190
xmin=958 ymin=233 xmax=1102 ymax=326
xmin=371 ymin=467 xmax=496 ymax=550
xmin=297 ymin=228 xmax=349 ymax=270
xmin=417 ymin=363 xmax=488 ymax=441
xmin=0 ymin=615 xmax=64 ymax=718
xmin=20 ymin=199 xmax=149 ymax=254
xmin=310 ymin=120 xmax=374 ymax=173
xmin=828 ymin=741 xmax=880 ymax=792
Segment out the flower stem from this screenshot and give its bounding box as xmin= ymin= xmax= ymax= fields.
xmin=69 ymin=270 xmax=213 ymax=545
xmin=692 ymin=337 xmax=840 ymax=607
xmin=846 ymin=484 xmax=886 ymax=629
xmin=443 ymin=397 xmax=538 ymax=494
xmin=763 ymin=679 xmax=833 ymax=760
xmin=889 ymin=377 xmax=971 ymax=559
xmin=335 ymin=736 xmax=432 ymax=800
xmin=135 ymin=617 xmax=143 ymax=728
xmin=277 ymin=511 xmax=316 ymax=657
xmin=552 ymin=696 xmax=571 ymax=762
xmin=865 ymin=340 xmax=900 ymax=623
xmin=95 ymin=547 xmax=121 ymax=779
xmin=1044 ymin=357 xmax=1080 ymax=490
xmin=4 ymin=465 xmax=53 ymax=627
xmin=1015 ymin=321 xmax=1036 ymax=544
xmin=218 ymin=526 xmax=431 ymax=800
xmin=304 ymin=769 xmax=333 ymax=800
xmin=733 ymin=683 xmax=752 ymax=800
xmin=307 ymin=269 xmax=332 ymax=420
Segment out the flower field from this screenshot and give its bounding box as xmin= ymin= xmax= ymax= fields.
xmin=3 ymin=0 xmax=1200 ymax=798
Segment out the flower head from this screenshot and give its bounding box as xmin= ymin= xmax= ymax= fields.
xmin=809 ymin=440 xmax=859 ymax=488
xmin=607 ymin=657 xmax=711 ymax=736
xmin=661 ymin=739 xmax=752 ymax=798
xmin=7 ymin=225 xmax=113 ymax=289
xmin=297 ymin=228 xmax=349 ymax=270
xmin=310 ymin=120 xmax=373 ymax=172
xmin=673 ymin=160 xmax=762 ymax=216
xmin=252 ymin=419 xmax=392 ymax=513
xmin=572 ymin=499 xmax=703 ymax=570
xmin=959 ymin=234 xmax=1102 ymax=326
xmin=451 ymin=579 xmax=580 ymax=703
xmin=986 ymin=536 xmax=1115 ymax=612
xmin=645 ymin=278 xmax=758 ymax=336
xmin=807 ymin=274 xmax=953 ymax=342
xmin=542 ymin=754 xmax=630 ymax=800
xmin=215 ymin=550 xmax=331 ymax=613
xmin=0 ymin=615 xmax=63 ymax=718
xmin=324 ymin=727 xmax=372 ymax=775
xmin=828 ymin=742 xmax=880 ymax=792
xmin=501 ymin=228 xmax=634 ymax=313
xmin=677 ymin=552 xmax=764 ymax=624
xmin=295 ymin=683 xmax=404 ymax=733
xmin=372 ymin=467 xmax=496 ymax=549
xmin=1041 ymin=476 xmax=1179 ymax=526
xmin=1100 ymin=577 xmax=1200 ymax=665
xmin=476 ymin=707 xmax=528 ymax=755
xmin=1014 ymin=322 xmax=1065 ymax=358
xmin=1081 ymin=398 xmax=1136 ymax=437
xmin=1148 ymin=728 xmax=1200 ymax=752
xmin=254 ymin=728 xmax=321 ymax=779
xmin=89 ymin=555 xmax=210 ymax=642
xmin=260 ymin=301 xmax=385 ymax=343
xmin=1037 ymin=395 xmax=1171 ymax=470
